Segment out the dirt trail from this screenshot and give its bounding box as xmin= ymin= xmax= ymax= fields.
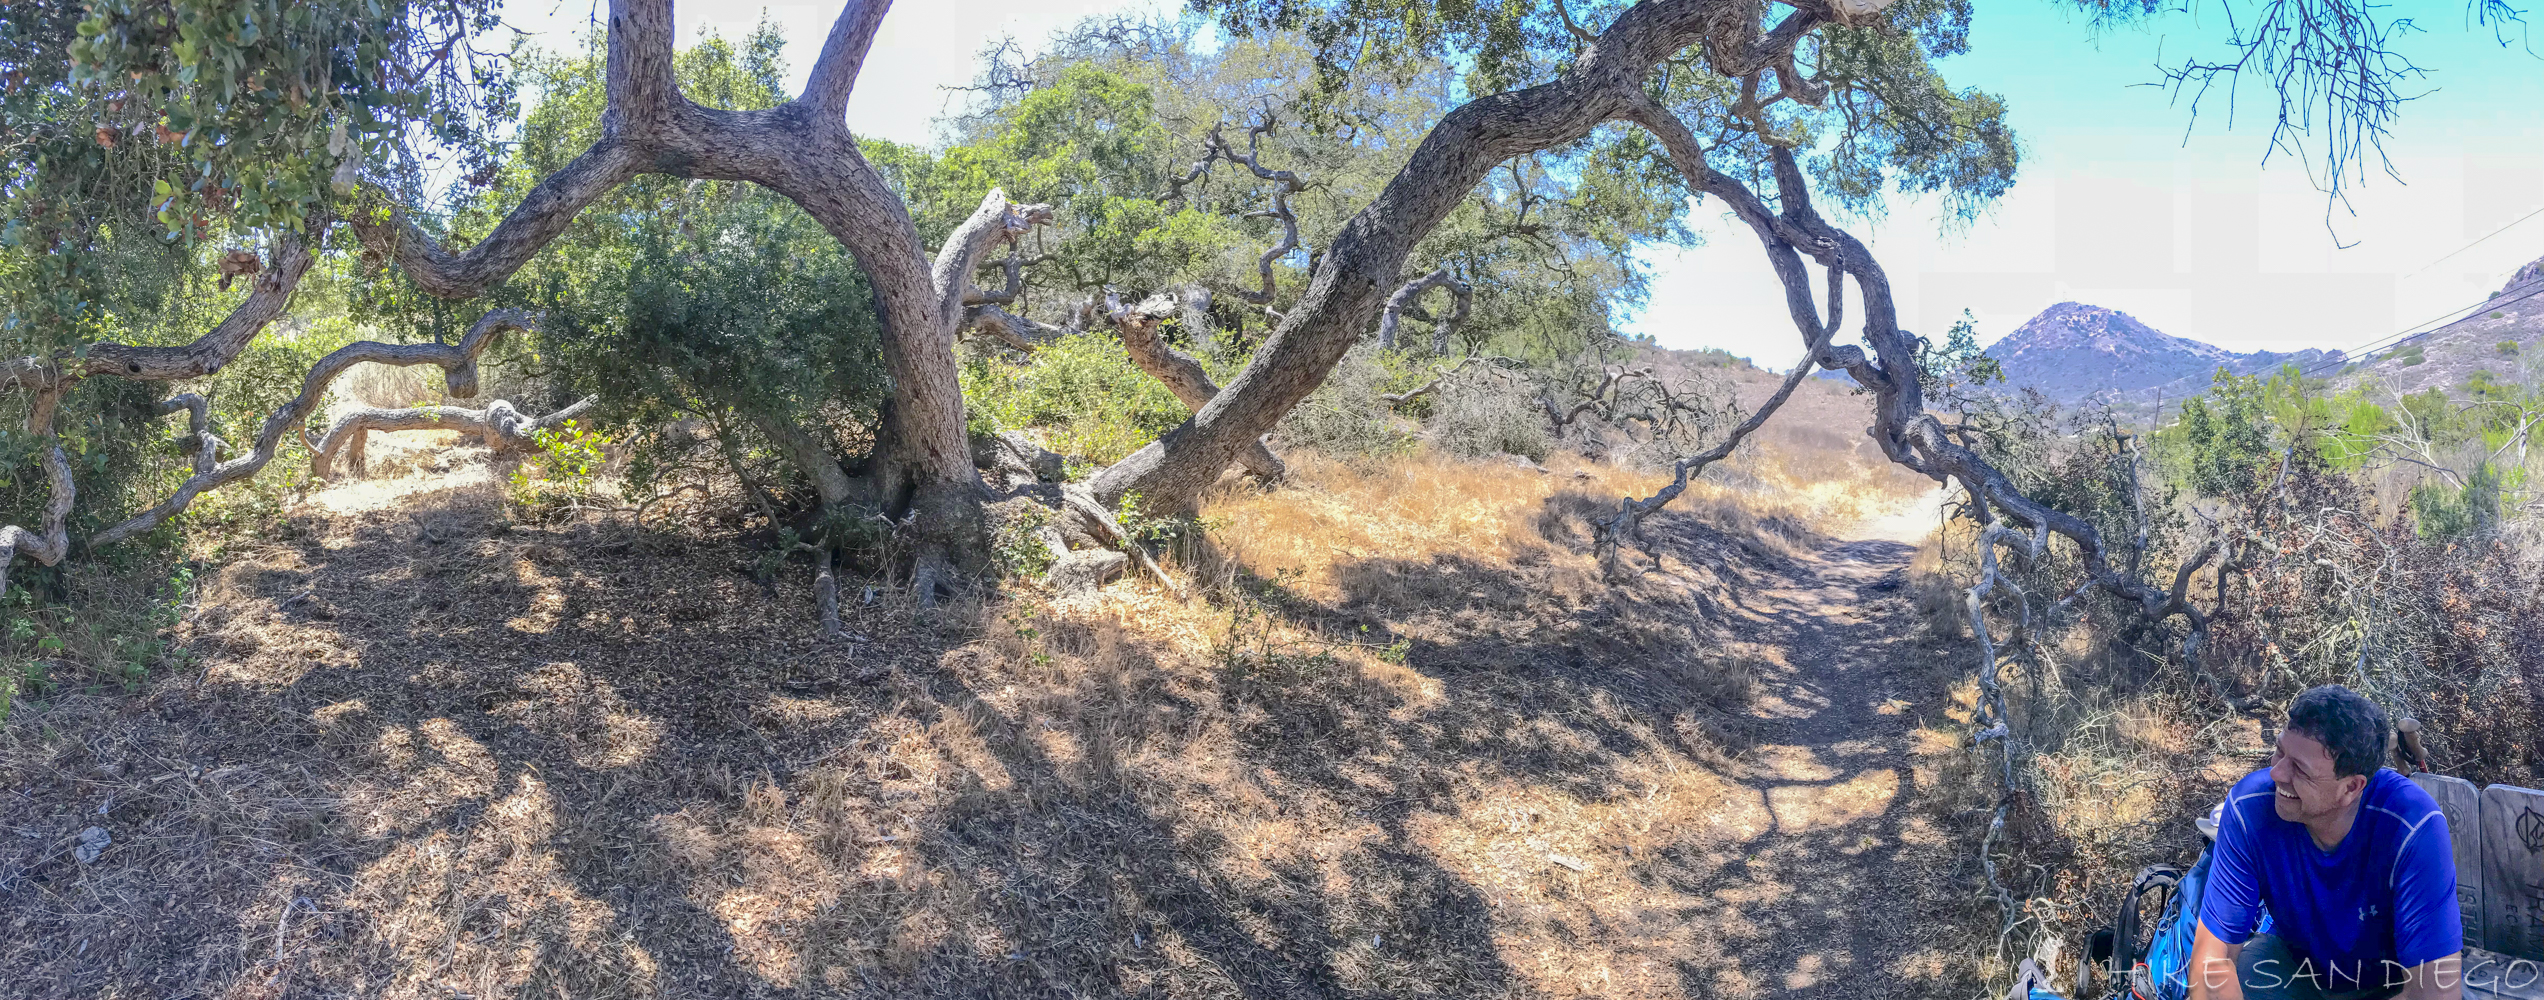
xmin=0 ymin=454 xmax=1990 ymax=998
xmin=1656 ymin=486 xmax=1975 ymax=997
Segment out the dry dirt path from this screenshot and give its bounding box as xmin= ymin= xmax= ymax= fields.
xmin=1658 ymin=486 xmax=1980 ymax=997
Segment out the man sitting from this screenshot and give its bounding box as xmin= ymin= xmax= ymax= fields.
xmin=2190 ymin=684 xmax=2462 ymax=1000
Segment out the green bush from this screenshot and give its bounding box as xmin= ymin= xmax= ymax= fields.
xmin=2410 ymin=463 xmax=2502 ymax=539
xmin=507 ymin=419 xmax=608 ymax=519
xmin=2499 ymin=341 xmax=2520 ymax=356
xmin=959 ymin=332 xmax=1192 ymax=466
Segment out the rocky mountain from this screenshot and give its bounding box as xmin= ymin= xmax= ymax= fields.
xmin=2332 ymin=253 xmax=2544 ymax=398
xmin=1984 ymin=302 xmax=2338 ymax=406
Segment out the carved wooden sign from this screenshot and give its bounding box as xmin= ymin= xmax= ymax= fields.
xmin=2415 ymin=773 xmax=2487 ymax=952
xmin=2481 ymin=784 xmax=2544 ymax=961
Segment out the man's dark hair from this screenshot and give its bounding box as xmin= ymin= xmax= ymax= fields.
xmin=2286 ymin=685 xmax=2390 ymax=779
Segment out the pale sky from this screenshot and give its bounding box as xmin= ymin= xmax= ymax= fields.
xmin=493 ymin=1 xmax=2544 ymax=367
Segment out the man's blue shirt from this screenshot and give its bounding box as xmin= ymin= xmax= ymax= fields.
xmin=2198 ymin=767 xmax=2462 ymax=991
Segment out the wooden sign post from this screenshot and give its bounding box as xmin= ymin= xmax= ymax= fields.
xmin=2480 ymin=785 xmax=2544 ymax=960
xmin=2416 ymin=772 xmax=2487 ymax=952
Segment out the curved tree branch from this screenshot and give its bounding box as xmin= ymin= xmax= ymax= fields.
xmin=1093 ymin=0 xmax=1732 ymax=515
xmin=1104 ymin=292 xmax=1284 ymax=482
xmin=89 ymin=310 xmax=539 ymax=548
xmin=1377 ymin=268 xmax=1474 ymax=354
xmin=310 ymin=396 xmax=597 ymax=479
xmin=933 ymin=191 xmax=1053 ymax=331
xmin=345 ymin=142 xmax=645 ymax=300
xmin=0 ymin=393 xmax=73 ymax=598
xmin=801 ymin=0 xmax=890 ymax=118
xmin=1618 ymin=94 xmax=2214 ymax=662
xmin=157 ymin=393 xmax=220 ymax=474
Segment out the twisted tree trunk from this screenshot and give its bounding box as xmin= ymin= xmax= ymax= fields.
xmin=341 ymin=0 xmax=1051 ymax=602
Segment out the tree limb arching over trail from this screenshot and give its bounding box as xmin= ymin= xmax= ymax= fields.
xmin=0 ymin=0 xmax=2498 ymax=623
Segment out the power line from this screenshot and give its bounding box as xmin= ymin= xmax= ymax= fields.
xmin=2400 ymin=202 xmax=2544 ymax=280
xmin=2290 ymin=198 xmax=2544 ymax=377
xmin=2300 ymin=278 xmax=2544 ymax=378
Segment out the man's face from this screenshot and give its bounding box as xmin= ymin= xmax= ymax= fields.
xmin=2269 ymin=729 xmax=2365 ymax=824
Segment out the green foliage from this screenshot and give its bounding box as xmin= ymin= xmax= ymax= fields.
xmin=1915 ymin=309 xmax=2005 ymax=411
xmin=427 ymin=26 xmax=889 ymax=508
xmin=2500 ymin=341 xmax=2521 ymax=356
xmin=918 ymin=26 xmax=1681 ymax=365
xmin=506 ymin=418 xmax=606 ymax=519
xmin=64 ymin=0 xmax=513 ymax=234
xmin=2170 ymin=370 xmax=2274 ymax=498
xmin=1 ymin=559 xmax=194 ymax=719
xmin=2411 ymin=463 xmax=2502 ymax=540
xmin=959 ymin=333 xmax=1191 ymax=466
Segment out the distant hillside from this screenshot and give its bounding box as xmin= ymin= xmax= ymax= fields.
xmin=1984 ymin=302 xmax=2337 ymax=406
xmin=2333 ymin=253 xmax=2544 ymax=397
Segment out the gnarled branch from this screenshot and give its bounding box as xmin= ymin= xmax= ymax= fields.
xmin=90 ymin=310 xmax=539 ymax=548
xmin=311 ymin=397 xmax=596 ymax=480
xmin=0 ymin=392 xmax=73 ymax=598
xmin=933 ymin=191 xmax=1054 ymax=331
xmin=157 ymin=393 xmax=219 ymax=475
xmin=1104 ymin=292 xmax=1284 ymax=483
xmin=1377 ymin=268 xmax=1474 ymax=354
xmin=1617 ymin=94 xmax=2213 ymax=660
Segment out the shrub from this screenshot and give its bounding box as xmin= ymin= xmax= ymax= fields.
xmin=1426 ymin=376 xmax=1551 ymax=461
xmin=507 ymin=419 xmax=609 ymax=520
xmin=959 ymin=332 xmax=1192 ymax=466
xmin=2500 ymin=340 xmax=2521 ymax=356
xmin=2490 ymin=311 xmax=2507 ymax=320
xmin=1276 ymin=344 xmax=1413 ymax=461
xmin=2409 ymin=463 xmax=2502 ymax=540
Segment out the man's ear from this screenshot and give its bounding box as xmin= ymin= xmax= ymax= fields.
xmin=2342 ymin=774 xmax=2370 ymax=802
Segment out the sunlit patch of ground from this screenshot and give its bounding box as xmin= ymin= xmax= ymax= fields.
xmin=2 ymin=448 xmax=1993 ymax=998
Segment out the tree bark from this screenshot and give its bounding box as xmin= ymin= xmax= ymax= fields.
xmin=1105 ymin=293 xmax=1284 ymax=482
xmin=310 ymin=396 xmax=597 ymax=479
xmin=1091 ymin=0 xmax=1728 ymax=515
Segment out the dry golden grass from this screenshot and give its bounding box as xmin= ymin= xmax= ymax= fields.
xmin=1 ymin=435 xmax=1988 ymax=999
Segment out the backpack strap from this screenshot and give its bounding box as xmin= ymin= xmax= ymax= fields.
xmin=2112 ymin=864 xmax=2185 ymax=984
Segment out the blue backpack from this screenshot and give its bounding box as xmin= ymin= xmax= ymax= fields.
xmin=2125 ymin=849 xmax=2210 ymax=1000
xmin=2015 ymin=852 xmax=2208 ymax=1000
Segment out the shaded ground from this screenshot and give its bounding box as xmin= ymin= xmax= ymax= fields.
xmin=0 ymin=451 xmax=1981 ymax=999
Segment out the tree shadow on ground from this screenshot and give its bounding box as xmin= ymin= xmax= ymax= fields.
xmin=0 ymin=478 xmax=1980 ymax=998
